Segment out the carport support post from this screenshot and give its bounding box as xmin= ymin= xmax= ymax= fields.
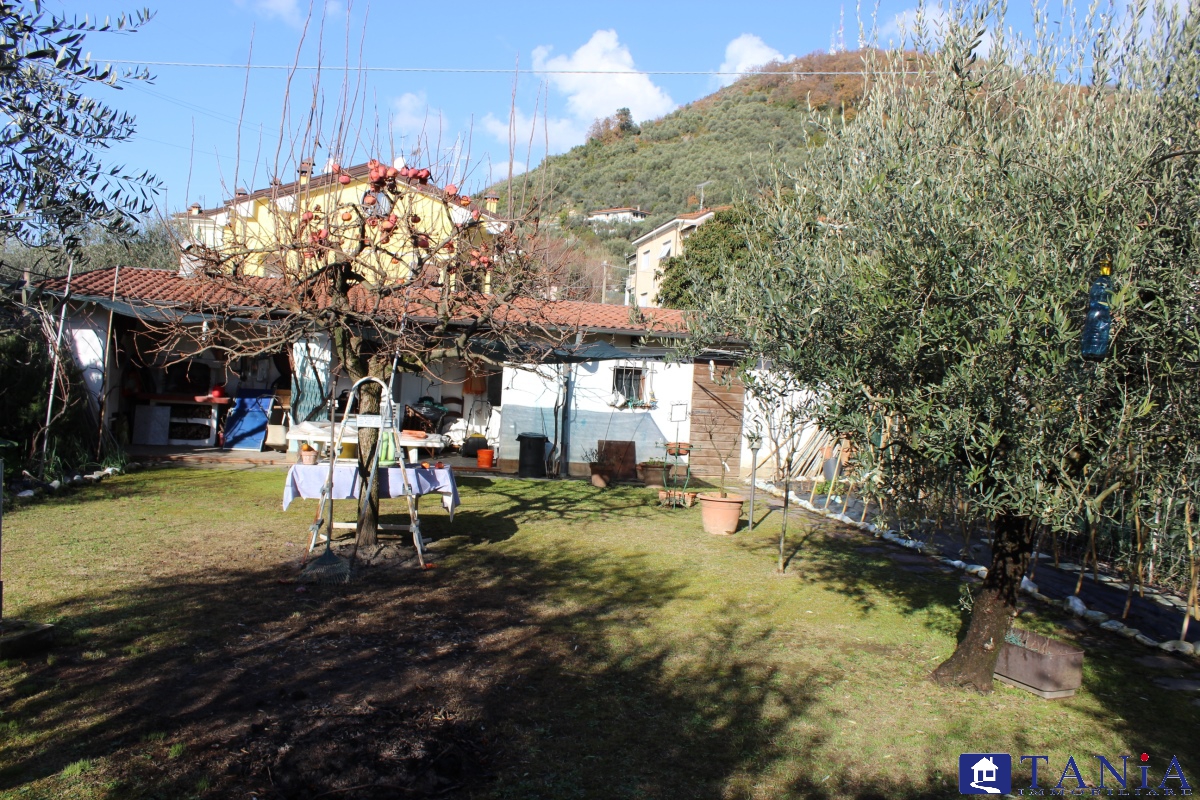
xmin=747 ymin=430 xmax=762 ymax=531
xmin=559 ymin=332 xmax=583 ymax=479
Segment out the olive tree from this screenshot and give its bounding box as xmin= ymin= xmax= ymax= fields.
xmin=0 ymin=2 xmax=158 ymax=256
xmin=696 ymin=0 xmax=1200 ymax=690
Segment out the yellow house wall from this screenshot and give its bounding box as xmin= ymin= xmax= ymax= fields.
xmin=631 ymin=226 xmax=684 ymax=307
xmin=218 ymin=175 xmax=489 ymax=279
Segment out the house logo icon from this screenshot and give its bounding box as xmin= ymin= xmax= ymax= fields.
xmin=958 ymin=753 xmax=1012 ymax=794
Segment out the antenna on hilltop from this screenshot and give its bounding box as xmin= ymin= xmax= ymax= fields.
xmin=696 ymin=180 xmax=713 ymax=210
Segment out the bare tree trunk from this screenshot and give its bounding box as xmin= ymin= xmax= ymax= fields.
xmin=1075 ymin=514 xmax=1094 ymax=596
xmin=778 ymin=455 xmax=792 ymax=573
xmin=331 ymin=321 xmax=390 ymax=548
xmin=1123 ymin=511 xmax=1145 ymax=620
xmin=355 ymin=380 xmax=382 ymax=548
xmin=1182 ymin=499 xmax=1195 ymax=642
xmin=932 ymin=512 xmax=1035 ymax=692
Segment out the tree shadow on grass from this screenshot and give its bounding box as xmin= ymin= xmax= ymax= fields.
xmin=454 ymin=476 xmax=661 ymax=523
xmin=743 ymin=509 xmax=1200 ymax=778
xmin=376 ymin=477 xmax=666 ymax=547
xmin=0 ymin=518 xmax=957 ymax=800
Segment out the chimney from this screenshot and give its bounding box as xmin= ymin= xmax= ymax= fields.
xmin=269 ymin=177 xmax=283 ymax=188
xmin=298 ymin=158 xmax=314 ymax=186
xmin=484 ymin=192 xmax=499 ymax=214
xmin=188 ymin=202 xmax=202 ymax=216
xmin=235 ymin=187 xmax=249 ymax=197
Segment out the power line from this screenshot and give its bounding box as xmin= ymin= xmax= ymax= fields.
xmin=101 ymin=60 xmax=893 ymax=76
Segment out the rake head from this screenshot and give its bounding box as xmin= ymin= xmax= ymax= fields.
xmin=299 ymin=544 xmax=351 ymax=584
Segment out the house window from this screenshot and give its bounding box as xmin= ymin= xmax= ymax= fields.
xmin=613 ymin=367 xmax=645 ymax=403
xmin=641 ymin=249 xmax=651 ymax=270
xmin=365 ymin=192 xmax=393 ymax=217
xmin=658 ymin=240 xmax=673 ymax=259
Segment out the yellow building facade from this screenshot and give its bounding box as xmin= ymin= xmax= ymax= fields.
xmin=181 ymin=160 xmax=502 ymax=282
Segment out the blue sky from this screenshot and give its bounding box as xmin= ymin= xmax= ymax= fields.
xmin=56 ymin=0 xmax=1005 ymax=214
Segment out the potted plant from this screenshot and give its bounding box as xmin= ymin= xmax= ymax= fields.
xmin=993 ymin=628 xmax=1084 ymax=699
xmin=694 ymin=413 xmax=745 ymax=535
xmin=583 ymin=447 xmax=614 ymax=488
xmin=299 ymin=442 xmax=318 ymax=465
xmin=637 ymin=458 xmax=669 ymax=488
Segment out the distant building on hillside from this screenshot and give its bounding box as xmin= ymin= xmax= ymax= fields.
xmin=586 ymin=206 xmax=648 ymax=225
xmin=625 ymin=207 xmax=728 ymax=308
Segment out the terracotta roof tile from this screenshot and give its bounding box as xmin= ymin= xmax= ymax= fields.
xmin=676 ymin=205 xmax=732 ymax=221
xmin=43 ymin=267 xmax=689 ymax=336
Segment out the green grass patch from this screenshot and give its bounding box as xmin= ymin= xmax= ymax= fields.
xmin=0 ymin=467 xmax=1194 ymax=799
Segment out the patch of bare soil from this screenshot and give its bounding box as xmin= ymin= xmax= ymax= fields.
xmin=16 ymin=540 xmax=551 ymax=799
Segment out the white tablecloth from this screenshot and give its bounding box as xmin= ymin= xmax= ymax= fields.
xmin=285 ymin=421 xmax=446 ymax=455
xmin=282 ymin=463 xmax=459 ymax=519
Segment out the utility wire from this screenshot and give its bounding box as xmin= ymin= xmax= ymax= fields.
xmin=101 ymin=60 xmax=902 ymax=76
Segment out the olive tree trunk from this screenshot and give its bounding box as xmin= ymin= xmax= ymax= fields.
xmin=932 ymin=513 xmax=1036 ymax=692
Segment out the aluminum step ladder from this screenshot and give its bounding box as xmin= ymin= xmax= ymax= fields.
xmin=307 ymin=376 xmax=426 ymax=567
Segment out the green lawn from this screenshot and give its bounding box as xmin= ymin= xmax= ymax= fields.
xmin=0 ymin=467 xmax=1195 ymax=799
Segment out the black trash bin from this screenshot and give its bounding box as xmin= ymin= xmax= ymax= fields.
xmin=516 ymin=432 xmax=549 ymax=478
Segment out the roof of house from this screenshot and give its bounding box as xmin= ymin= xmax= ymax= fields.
xmin=677 ymin=205 xmax=732 ymax=220
xmin=175 ymin=161 xmax=500 ymax=221
xmin=41 ymin=267 xmax=690 ymax=337
xmin=629 ymin=206 xmax=731 ymax=248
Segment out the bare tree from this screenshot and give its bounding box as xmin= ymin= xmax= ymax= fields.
xmin=146 ymin=6 xmax=581 ymax=546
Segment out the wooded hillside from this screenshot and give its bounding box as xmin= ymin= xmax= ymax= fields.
xmin=493 ymin=51 xmax=867 ymax=218
xmin=491 ymin=50 xmax=870 ymax=268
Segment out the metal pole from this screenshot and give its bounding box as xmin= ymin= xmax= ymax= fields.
xmin=40 ymin=252 xmax=74 ymax=478
xmin=94 ymin=265 xmax=121 ymax=459
xmin=747 ymin=436 xmax=762 ymax=531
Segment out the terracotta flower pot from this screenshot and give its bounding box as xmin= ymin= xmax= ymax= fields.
xmin=659 ymin=489 xmax=698 ymax=507
xmin=589 ymin=463 xmax=611 ymax=488
xmin=698 ymin=493 xmax=745 ymax=535
xmin=476 ymin=449 xmax=495 ymax=469
xmin=637 ymin=463 xmax=666 ymax=488
xmin=666 ymin=442 xmax=691 ymax=457
xmin=299 ymin=448 xmax=317 ymax=465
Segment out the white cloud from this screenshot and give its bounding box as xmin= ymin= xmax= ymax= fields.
xmin=482 ymin=30 xmax=674 ymax=158
xmin=241 ymin=0 xmax=303 ymax=25
xmin=717 ymin=34 xmax=795 ymax=87
xmin=487 ymin=160 xmax=528 ymax=184
xmin=880 ymin=5 xmax=993 ymax=57
xmin=391 ymin=92 xmax=447 ymax=139
xmin=236 ymin=0 xmax=343 ymax=28
xmin=532 ymin=30 xmax=676 ymax=125
xmin=482 ymin=109 xmax=585 ymax=155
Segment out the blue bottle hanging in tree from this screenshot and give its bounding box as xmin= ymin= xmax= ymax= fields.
xmin=1081 ymin=254 xmax=1113 ymax=360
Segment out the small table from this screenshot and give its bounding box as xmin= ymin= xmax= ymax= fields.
xmin=286 ymin=422 xmax=447 ymax=461
xmin=283 ymin=463 xmax=459 ymax=518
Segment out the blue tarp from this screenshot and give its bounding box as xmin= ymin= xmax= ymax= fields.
xmin=224 ymin=390 xmax=273 ymax=450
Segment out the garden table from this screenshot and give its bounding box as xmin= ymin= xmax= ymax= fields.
xmin=282 ymin=463 xmax=459 ymax=520
xmin=285 ymin=421 xmax=447 ymax=461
